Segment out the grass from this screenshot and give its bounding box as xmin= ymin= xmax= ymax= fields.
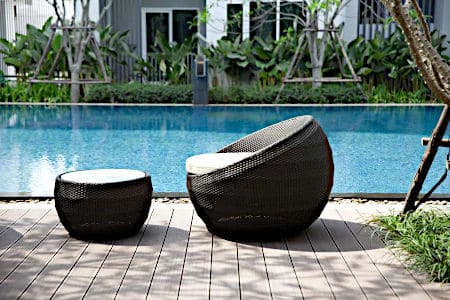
xmin=372 ymin=210 xmax=450 ymax=283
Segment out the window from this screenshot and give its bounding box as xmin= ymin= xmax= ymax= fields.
xmin=250 ymin=1 xmax=276 ymax=40
xmin=145 ymin=9 xmax=197 ymax=51
xmin=359 ymin=0 xmax=388 ymax=25
xmin=146 ymin=13 xmax=169 ymax=50
xmin=359 ymin=0 xmax=435 ymax=25
xmin=173 ymin=10 xmax=197 ymax=45
xmin=280 ymin=1 xmax=305 ymax=34
xmin=227 ymin=4 xmax=243 ymax=39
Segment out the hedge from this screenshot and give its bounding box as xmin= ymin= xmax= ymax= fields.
xmin=84 ymin=83 xmax=368 ymax=104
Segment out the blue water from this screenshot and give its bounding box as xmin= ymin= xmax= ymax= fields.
xmin=0 ymin=104 xmax=449 ymax=196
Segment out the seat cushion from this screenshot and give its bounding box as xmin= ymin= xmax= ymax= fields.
xmin=186 ymin=152 xmax=254 ymax=175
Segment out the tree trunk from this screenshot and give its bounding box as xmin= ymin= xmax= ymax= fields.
xmin=403 ymin=105 xmax=450 ymax=213
xmin=312 ymin=65 xmax=322 ymax=89
xmin=70 ymin=69 xmax=81 ymax=103
xmin=307 ymin=30 xmax=322 ymax=89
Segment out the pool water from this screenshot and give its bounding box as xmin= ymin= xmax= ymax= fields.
xmin=1 ymin=104 xmax=449 ymax=196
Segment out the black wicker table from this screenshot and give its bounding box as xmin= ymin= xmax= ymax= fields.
xmin=54 ymin=169 xmax=152 ymax=241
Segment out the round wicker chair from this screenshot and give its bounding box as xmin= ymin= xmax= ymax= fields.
xmin=186 ymin=115 xmax=334 ymax=241
xmin=55 ymin=169 xmax=152 ymax=241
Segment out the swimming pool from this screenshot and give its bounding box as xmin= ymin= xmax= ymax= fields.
xmin=1 ymin=104 xmax=449 ymax=196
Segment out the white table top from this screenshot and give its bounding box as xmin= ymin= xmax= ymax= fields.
xmin=60 ymin=169 xmax=147 ymax=184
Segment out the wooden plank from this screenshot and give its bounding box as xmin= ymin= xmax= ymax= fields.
xmin=177 ymin=211 xmax=212 ymax=300
xmin=18 ymin=237 xmax=89 ymax=299
xmin=238 ymin=242 xmax=271 ymax=300
xmin=147 ymin=205 xmax=193 ymax=299
xmin=50 ymin=240 xmax=115 ymax=298
xmin=209 ymin=234 xmax=240 ymax=299
xmin=115 ymin=205 xmax=173 ymax=299
xmin=0 ymin=223 xmax=68 ymax=299
xmin=263 ymin=239 xmax=302 ymax=299
xmin=82 ymin=210 xmax=154 ymax=299
xmin=323 ymin=208 xmax=397 ymax=299
xmin=305 ymin=211 xmax=366 ymax=299
xmin=286 ymin=231 xmax=335 ymax=299
xmin=354 ymin=205 xmax=450 ymax=300
xmin=0 ymin=209 xmax=57 ymax=280
xmin=0 ymin=209 xmax=30 ymax=236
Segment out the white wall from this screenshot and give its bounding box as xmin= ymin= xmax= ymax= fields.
xmin=205 ymin=0 xmax=227 ymax=44
xmin=434 ymin=0 xmax=450 ymax=55
xmin=336 ymin=0 xmax=359 ymax=43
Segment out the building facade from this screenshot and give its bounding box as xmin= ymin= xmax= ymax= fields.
xmin=1 ymin=0 xmax=449 ymax=77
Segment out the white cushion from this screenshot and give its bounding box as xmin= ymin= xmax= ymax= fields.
xmin=186 ymin=152 xmax=254 ymax=175
xmin=60 ymin=169 xmax=146 ymax=184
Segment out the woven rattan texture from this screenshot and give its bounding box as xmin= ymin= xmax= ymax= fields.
xmin=55 ymin=174 xmax=152 ymax=241
xmin=187 ymin=116 xmax=334 ymax=241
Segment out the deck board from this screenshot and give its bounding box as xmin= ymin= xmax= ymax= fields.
xmin=238 ymin=242 xmax=271 ymax=300
xmin=0 ymin=209 xmax=57 ymax=280
xmin=83 ymin=210 xmax=154 ymax=299
xmin=286 ymin=231 xmax=335 ymax=299
xmin=263 ymin=240 xmax=303 ymax=299
xmin=323 ymin=208 xmax=397 ymax=299
xmin=306 ymin=209 xmax=367 ymax=300
xmin=19 ymin=237 xmax=89 ymax=299
xmin=147 ymin=206 xmax=193 ymax=299
xmin=177 ymin=212 xmax=212 ymax=300
xmin=0 ymin=209 xmax=51 ymax=256
xmin=0 ymin=223 xmax=68 ymax=299
xmin=115 ymin=207 xmax=173 ymax=299
xmin=0 ymin=209 xmax=30 ymax=236
xmin=209 ymin=234 xmax=240 ymax=298
xmin=0 ymin=203 xmax=447 ymax=300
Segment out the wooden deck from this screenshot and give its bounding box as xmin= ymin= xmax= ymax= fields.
xmin=0 ymin=202 xmax=448 ymax=300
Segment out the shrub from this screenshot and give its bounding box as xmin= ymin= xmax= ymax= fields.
xmin=209 ymin=84 xmax=368 ymax=104
xmin=0 ymin=82 xmax=70 ymax=102
xmin=373 ymin=210 xmax=450 ymax=283
xmin=84 ymin=83 xmax=193 ymax=103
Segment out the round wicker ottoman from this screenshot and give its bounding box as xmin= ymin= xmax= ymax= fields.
xmin=54 ymin=169 xmax=152 ymax=241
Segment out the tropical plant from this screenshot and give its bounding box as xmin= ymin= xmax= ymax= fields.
xmin=347 ymin=27 xmax=449 ymax=93
xmin=373 ymin=210 xmax=450 ymax=283
xmin=134 ymin=32 xmax=196 ymax=84
xmin=0 ymin=18 xmax=62 ymax=81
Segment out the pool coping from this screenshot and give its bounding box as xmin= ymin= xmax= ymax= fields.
xmin=1 ymin=192 xmax=450 ymax=201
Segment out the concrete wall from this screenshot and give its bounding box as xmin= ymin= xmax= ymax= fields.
xmin=435 ymin=0 xmax=450 ymax=54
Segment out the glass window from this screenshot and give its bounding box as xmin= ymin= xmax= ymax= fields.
xmin=173 ymin=10 xmax=197 ymax=44
xmin=280 ymin=1 xmax=305 ymax=34
xmin=146 ymin=13 xmax=169 ymax=51
xmin=359 ymin=0 xmax=435 ymax=25
xmin=250 ymin=2 xmax=276 ymax=40
xmin=227 ymin=4 xmax=243 ymax=39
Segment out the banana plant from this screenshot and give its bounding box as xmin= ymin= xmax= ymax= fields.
xmin=0 ymin=18 xmax=57 ymax=81
xmin=145 ymin=32 xmax=197 ymax=84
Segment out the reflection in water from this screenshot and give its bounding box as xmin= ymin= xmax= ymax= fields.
xmin=0 ymin=105 xmax=449 ymax=195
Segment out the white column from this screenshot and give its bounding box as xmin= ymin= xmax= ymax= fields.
xmin=5 ymin=0 xmax=15 ymax=76
xmin=434 ymin=0 xmax=450 ymax=55
xmin=206 ymin=0 xmax=227 ymax=45
xmin=89 ymin=0 xmax=100 ymax=22
xmin=337 ymin=0 xmax=359 ymax=43
xmin=242 ymin=1 xmax=250 ymax=40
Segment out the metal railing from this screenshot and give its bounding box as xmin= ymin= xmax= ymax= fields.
xmin=358 ymin=0 xmax=435 ymax=40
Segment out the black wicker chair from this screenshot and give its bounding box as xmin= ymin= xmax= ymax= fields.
xmin=186 ymin=115 xmax=334 ymax=241
xmin=54 ymin=169 xmax=152 ymax=241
